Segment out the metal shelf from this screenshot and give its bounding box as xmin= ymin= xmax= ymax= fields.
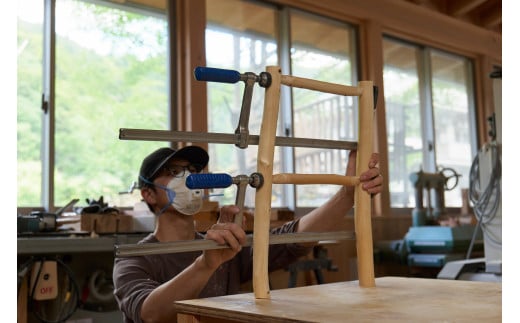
xmin=17 ymin=233 xmax=149 ymax=254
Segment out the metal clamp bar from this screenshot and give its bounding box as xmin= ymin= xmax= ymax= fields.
xmin=114 ymin=231 xmax=355 ymax=257
xmin=119 ymin=128 xmax=358 ymax=150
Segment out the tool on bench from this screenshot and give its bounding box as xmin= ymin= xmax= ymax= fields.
xmin=186 ymin=172 xmax=264 ymax=225
xmin=17 ymin=198 xmax=80 ymax=233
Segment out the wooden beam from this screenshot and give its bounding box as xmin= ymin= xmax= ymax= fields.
xmin=174 ymin=0 xmax=208 ymax=146
xmin=268 ymin=0 xmax=501 ymax=60
xmin=481 ymin=6 xmax=501 ymax=28
xmin=448 ymin=0 xmax=487 ymax=16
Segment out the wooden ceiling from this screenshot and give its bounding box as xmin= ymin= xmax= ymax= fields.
xmin=402 ymin=0 xmax=502 ymax=34
xmin=122 ymin=0 xmax=501 ymax=35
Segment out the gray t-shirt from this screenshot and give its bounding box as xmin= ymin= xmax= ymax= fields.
xmin=113 ymin=219 xmax=311 ymax=323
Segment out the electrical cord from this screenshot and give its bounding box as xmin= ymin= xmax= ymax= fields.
xmin=466 ymin=142 xmax=501 ymax=259
xmin=18 ymin=256 xmax=80 ymax=323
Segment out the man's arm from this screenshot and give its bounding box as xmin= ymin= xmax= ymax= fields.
xmin=139 ymin=254 xmax=220 ymax=322
xmin=140 ymin=212 xmax=247 ymax=322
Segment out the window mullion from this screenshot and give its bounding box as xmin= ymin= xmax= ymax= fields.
xmin=42 ymin=0 xmax=56 ymax=211
xmin=278 ymin=7 xmax=295 ymax=209
xmin=417 ymin=47 xmax=436 ymax=172
xmin=465 ymin=60 xmax=479 ymax=156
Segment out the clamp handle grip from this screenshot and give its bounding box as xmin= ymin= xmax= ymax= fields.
xmin=186 ymin=173 xmax=233 ymax=189
xmin=194 ymin=66 xmax=241 ymax=84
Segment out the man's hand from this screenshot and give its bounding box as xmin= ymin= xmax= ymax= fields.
xmin=201 ymin=205 xmax=247 ymax=270
xmin=346 ymin=150 xmax=383 ymax=195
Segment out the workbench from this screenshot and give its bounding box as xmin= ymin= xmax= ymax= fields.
xmin=174 ymin=276 xmax=501 ymax=322
xmin=17 ymin=234 xmax=148 ymax=323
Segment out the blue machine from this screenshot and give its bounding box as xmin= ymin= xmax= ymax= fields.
xmin=404 ymin=225 xmax=482 ymax=268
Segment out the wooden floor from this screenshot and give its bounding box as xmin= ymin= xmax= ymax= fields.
xmin=175 ymin=276 xmax=501 ymax=322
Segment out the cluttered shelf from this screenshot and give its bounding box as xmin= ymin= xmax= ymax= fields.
xmin=17 ymin=200 xmax=296 ymax=255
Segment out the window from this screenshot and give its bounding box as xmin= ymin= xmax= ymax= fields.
xmin=205 ymin=0 xmax=358 ymax=209
xmin=17 ymin=0 xmax=168 ymax=209
xmin=290 ymin=11 xmax=357 ymax=207
xmin=383 ymin=38 xmax=477 ymax=208
xmin=18 ymin=0 xmax=44 ymax=206
xmin=205 ymin=0 xmax=279 ymax=207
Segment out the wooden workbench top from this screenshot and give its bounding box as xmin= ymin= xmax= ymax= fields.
xmin=174 ymin=276 xmax=501 ymax=322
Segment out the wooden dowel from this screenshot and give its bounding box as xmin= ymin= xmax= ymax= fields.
xmin=253 ymin=66 xmax=281 ymax=299
xmin=272 ymin=174 xmax=360 ymax=186
xmin=281 ymin=75 xmax=363 ymax=96
xmin=354 ymin=80 xmax=376 ymax=288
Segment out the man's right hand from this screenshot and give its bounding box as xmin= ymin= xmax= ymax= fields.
xmin=201 ymin=205 xmax=246 ymax=270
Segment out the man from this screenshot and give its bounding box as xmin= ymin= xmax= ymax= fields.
xmin=113 ymin=145 xmax=382 ymax=323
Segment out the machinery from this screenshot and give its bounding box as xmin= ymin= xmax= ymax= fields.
xmin=437 ymin=140 xmax=501 ymax=281
xmin=403 ymin=168 xmax=483 ymax=270
xmin=409 ymin=167 xmax=460 ymax=226
xmin=437 ymin=69 xmax=502 ymax=282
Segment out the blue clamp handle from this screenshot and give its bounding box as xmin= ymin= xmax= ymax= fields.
xmin=194 ymin=66 xmax=241 ymax=84
xmin=186 ymin=173 xmax=233 ymax=189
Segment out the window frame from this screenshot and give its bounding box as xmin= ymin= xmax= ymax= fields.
xmin=382 ymin=36 xmax=480 ymax=209
xmin=18 ymin=0 xmax=500 ymax=218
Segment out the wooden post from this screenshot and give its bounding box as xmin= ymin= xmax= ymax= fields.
xmin=253 ymin=66 xmax=281 ymax=299
xmin=354 ymin=81 xmax=375 ymax=287
xmin=17 ymin=275 xmax=28 ymax=323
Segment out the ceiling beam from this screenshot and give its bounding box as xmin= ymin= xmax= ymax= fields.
xmin=481 ymin=6 xmax=501 ymax=28
xmin=448 ymin=0 xmax=487 ymax=16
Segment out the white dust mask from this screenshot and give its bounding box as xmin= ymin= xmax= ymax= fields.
xmin=165 ymin=171 xmax=203 ymax=215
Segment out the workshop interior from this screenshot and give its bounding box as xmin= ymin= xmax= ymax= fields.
xmin=17 ymin=0 xmax=502 ymax=322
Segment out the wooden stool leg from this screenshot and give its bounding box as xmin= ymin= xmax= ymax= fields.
xmin=354 ymin=81 xmax=375 ymax=287
xmin=253 ymin=66 xmax=281 ymax=299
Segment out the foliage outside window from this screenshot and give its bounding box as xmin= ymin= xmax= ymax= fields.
xmin=18 ymin=0 xmax=44 ymax=207
xmin=17 ymin=0 xmax=168 ymax=209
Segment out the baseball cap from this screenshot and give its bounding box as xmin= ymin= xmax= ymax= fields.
xmin=138 ymin=146 xmax=209 ymax=188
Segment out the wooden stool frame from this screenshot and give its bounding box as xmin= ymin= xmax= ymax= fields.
xmin=117 ymin=65 xmax=376 ymax=299
xmin=252 ymin=66 xmax=375 ymax=298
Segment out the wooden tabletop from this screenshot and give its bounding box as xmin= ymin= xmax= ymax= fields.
xmin=174 ymin=276 xmax=501 ymax=322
